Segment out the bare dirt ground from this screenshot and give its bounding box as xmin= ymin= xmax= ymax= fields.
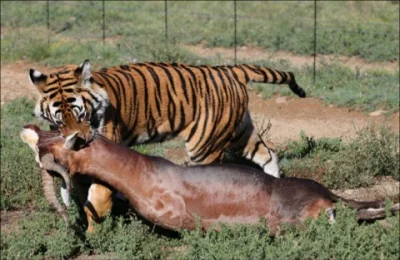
xmin=0 ymin=61 xmax=48 ymax=106
xmin=248 ymin=92 xmax=399 ymax=144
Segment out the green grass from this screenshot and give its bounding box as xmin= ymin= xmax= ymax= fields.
xmin=1 ymin=211 xmax=82 ymax=259
xmin=2 ymin=203 xmax=399 ymax=259
xmin=1 ymin=1 xmax=398 ymax=63
xmin=0 ymin=97 xmax=48 ymax=210
xmin=325 ymin=125 xmax=400 ymax=189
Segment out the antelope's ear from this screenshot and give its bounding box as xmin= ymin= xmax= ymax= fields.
xmin=29 ymin=69 xmax=48 ymax=94
xmin=64 ymin=132 xmax=79 ymax=150
xmin=75 ymin=59 xmax=92 ymax=87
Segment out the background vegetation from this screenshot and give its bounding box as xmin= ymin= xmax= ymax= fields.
xmin=1 ymin=1 xmax=399 ymax=62
xmin=1 ymin=1 xmax=399 ymax=259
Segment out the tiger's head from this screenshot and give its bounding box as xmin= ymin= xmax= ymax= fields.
xmin=29 ymin=60 xmax=109 ymax=142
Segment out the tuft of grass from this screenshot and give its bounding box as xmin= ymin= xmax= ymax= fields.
xmin=133 ymin=143 xmax=166 ymax=158
xmin=280 ymin=131 xmax=343 ymax=160
xmin=304 ymin=64 xmax=400 ymax=112
xmin=324 ymin=125 xmax=400 ymax=189
xmin=1 ymin=207 xmax=174 ymax=259
xmin=279 ymin=132 xmax=343 ymax=182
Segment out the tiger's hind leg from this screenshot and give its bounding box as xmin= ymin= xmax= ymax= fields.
xmin=184 ymin=141 xmax=225 ymax=166
xmin=181 ymin=116 xmax=230 ymax=166
xmin=228 ymin=111 xmax=280 ymax=178
xmin=182 ymin=127 xmax=225 ymax=166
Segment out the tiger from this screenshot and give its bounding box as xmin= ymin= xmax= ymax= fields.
xmin=29 ymin=60 xmax=306 ymax=232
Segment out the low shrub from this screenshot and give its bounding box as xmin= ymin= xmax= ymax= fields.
xmin=324 ymin=125 xmax=399 ymax=189
xmin=1 ymin=210 xmax=82 ymax=259
xmin=280 ymin=126 xmax=399 ymax=189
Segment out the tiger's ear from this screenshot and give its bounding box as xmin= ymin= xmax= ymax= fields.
xmin=75 ymin=59 xmax=92 ymax=87
xmin=29 ymin=69 xmax=48 ymax=94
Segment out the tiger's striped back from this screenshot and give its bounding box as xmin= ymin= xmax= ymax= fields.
xmin=90 ymin=63 xmax=303 ymax=146
xmin=94 ymin=63 xmax=243 ymax=148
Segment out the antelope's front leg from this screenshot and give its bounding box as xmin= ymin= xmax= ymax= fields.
xmin=84 ymin=182 xmax=113 ymax=233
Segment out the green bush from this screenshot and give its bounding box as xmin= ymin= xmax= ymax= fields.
xmin=280 ymin=131 xmax=342 ymax=160
xmin=279 ymin=126 xmax=399 ymax=189
xmin=325 ymin=125 xmax=400 ymax=189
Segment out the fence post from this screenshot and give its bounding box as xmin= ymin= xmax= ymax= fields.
xmin=313 ymin=0 xmax=317 ymax=84
xmin=47 ymin=0 xmax=50 ymax=47
xmin=165 ymin=0 xmax=168 ymax=44
xmin=234 ymin=0 xmax=237 ymax=65
xmin=102 ymin=0 xmax=105 ymax=51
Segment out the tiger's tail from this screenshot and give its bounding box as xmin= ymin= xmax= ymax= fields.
xmin=231 ymin=64 xmax=306 ymax=98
